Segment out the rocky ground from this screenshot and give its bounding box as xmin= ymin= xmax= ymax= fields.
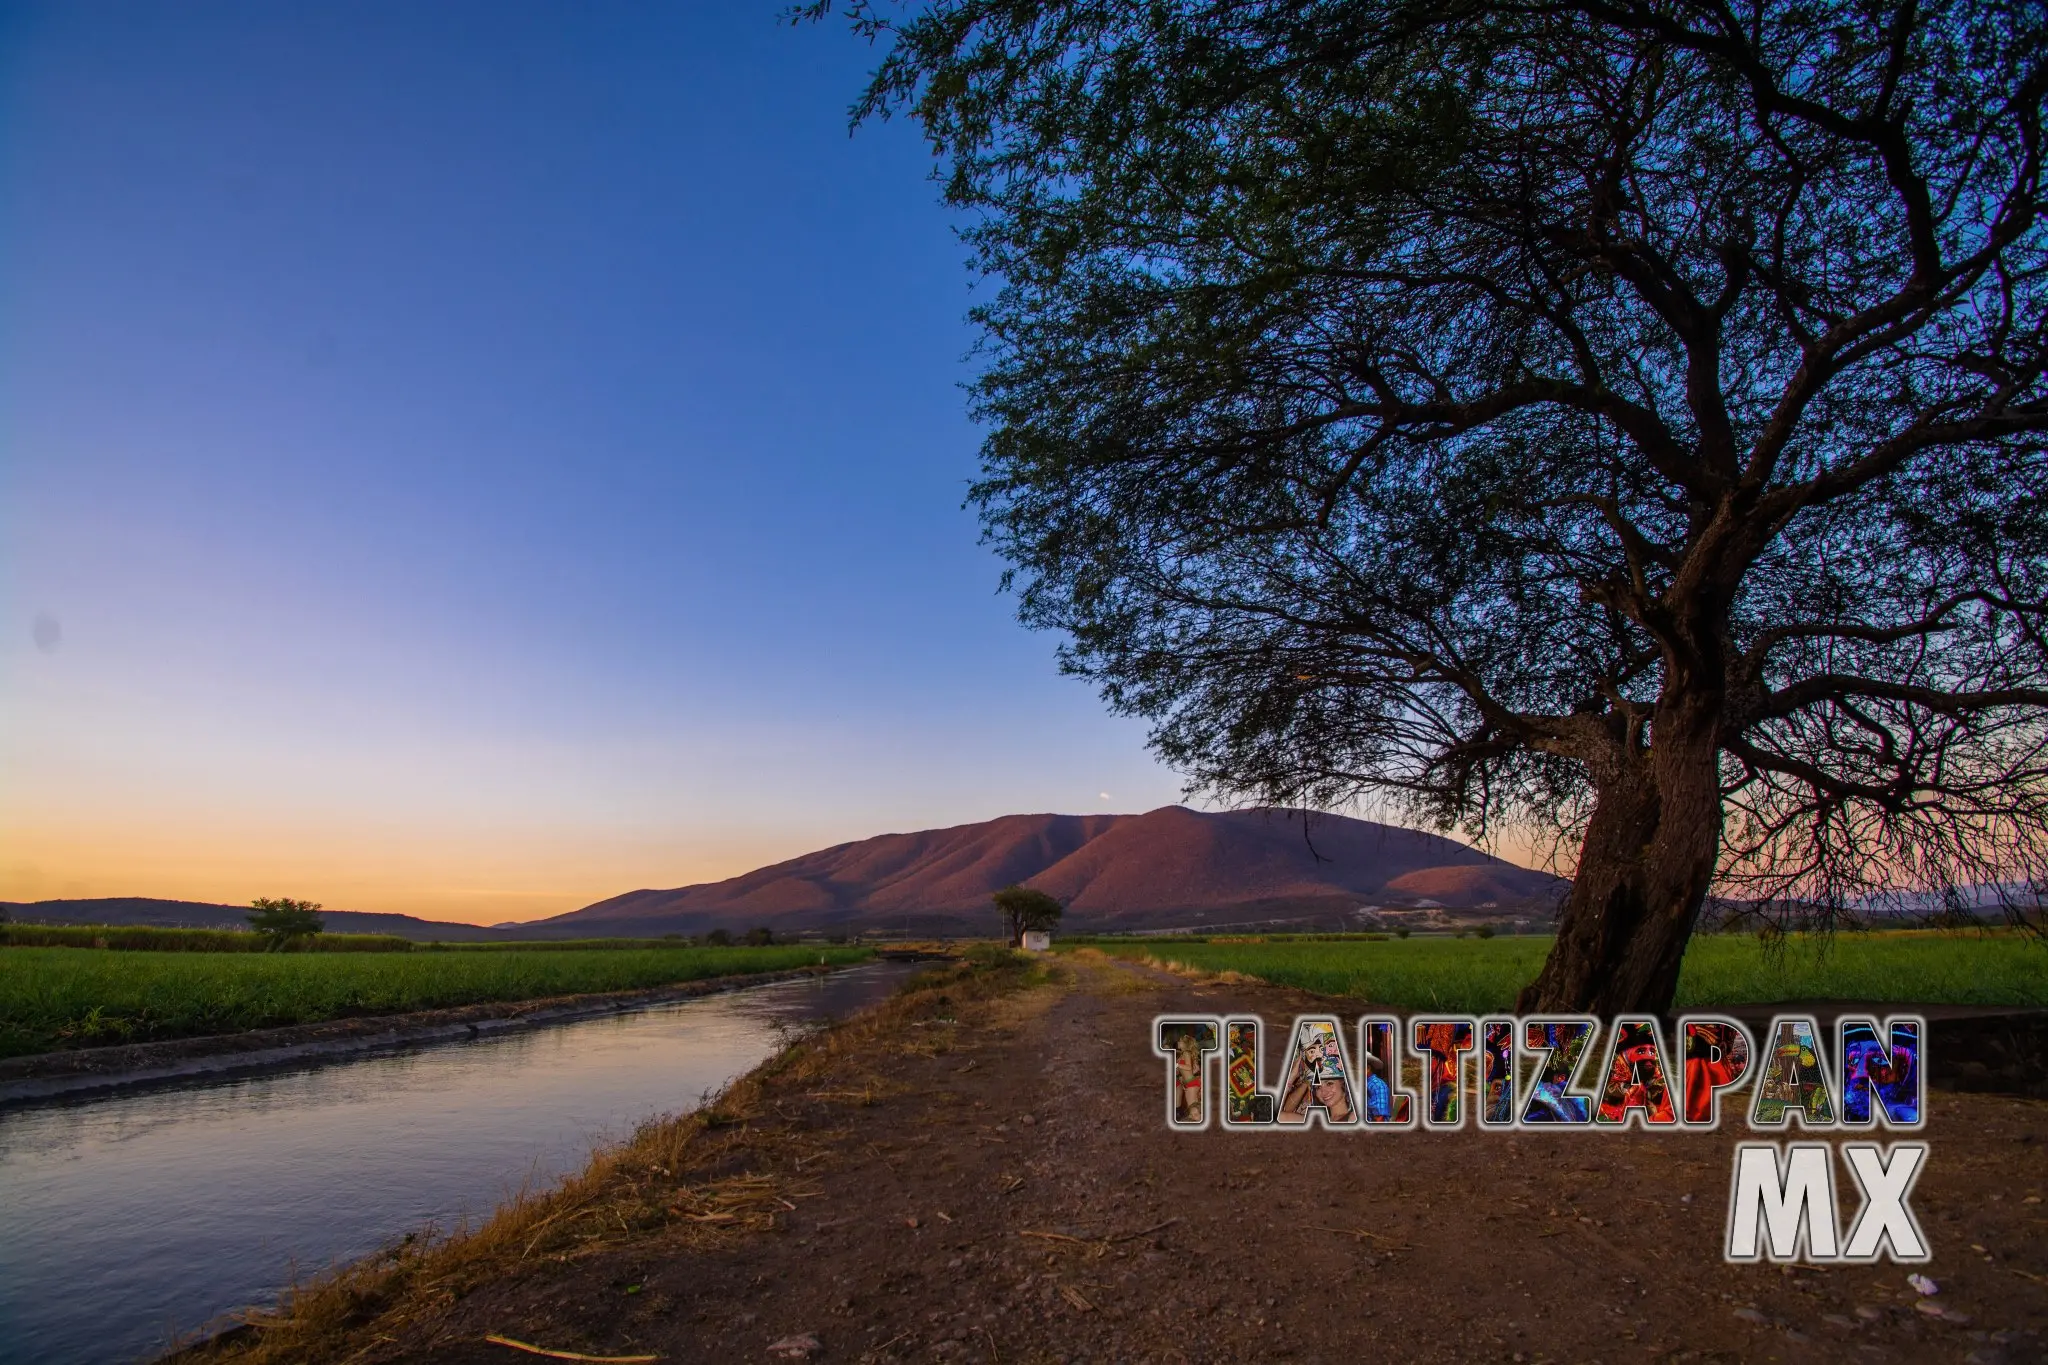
xmin=196 ymin=953 xmax=2047 ymax=1365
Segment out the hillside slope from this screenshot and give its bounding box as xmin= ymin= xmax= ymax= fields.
xmin=546 ymin=806 xmax=1563 ymax=934
xmin=6 ymin=810 xmax=1567 ymax=940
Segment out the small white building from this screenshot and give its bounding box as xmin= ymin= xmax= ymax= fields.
xmin=1020 ymin=930 xmax=1053 ymax=952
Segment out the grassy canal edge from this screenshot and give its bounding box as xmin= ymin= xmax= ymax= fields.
xmin=0 ymin=939 xmax=878 ymax=1062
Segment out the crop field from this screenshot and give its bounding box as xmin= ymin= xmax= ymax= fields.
xmin=0 ymin=945 xmax=874 ymax=1059
xmin=0 ymin=924 xmax=788 ymax=953
xmin=1075 ymin=930 xmax=2048 ymax=1012
xmin=0 ymin=924 xmax=419 ymax=953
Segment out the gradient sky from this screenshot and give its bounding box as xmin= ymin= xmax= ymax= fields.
xmin=0 ymin=1 xmax=1200 ymax=923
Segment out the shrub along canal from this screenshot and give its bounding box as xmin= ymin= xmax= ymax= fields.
xmin=0 ymin=961 xmax=920 ymax=1365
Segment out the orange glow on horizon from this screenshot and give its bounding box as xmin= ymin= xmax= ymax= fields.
xmin=3 ymin=808 xmax=1566 ymax=926
xmin=0 ymin=820 xmax=811 ymax=925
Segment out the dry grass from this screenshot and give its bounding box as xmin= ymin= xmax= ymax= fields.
xmin=1096 ymin=949 xmax=1253 ymax=988
xmin=177 ymin=950 xmax=1050 ymax=1365
xmin=1062 ymin=947 xmax=1169 ymax=995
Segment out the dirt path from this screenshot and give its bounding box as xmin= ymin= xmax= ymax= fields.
xmin=210 ymin=954 xmax=2047 ymax=1365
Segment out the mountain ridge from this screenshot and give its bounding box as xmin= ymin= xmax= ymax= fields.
xmin=542 ymin=805 xmax=1566 ymax=935
xmin=5 ymin=808 xmax=1569 ymax=939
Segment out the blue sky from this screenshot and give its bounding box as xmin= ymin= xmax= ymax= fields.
xmin=0 ymin=1 xmax=1190 ymax=920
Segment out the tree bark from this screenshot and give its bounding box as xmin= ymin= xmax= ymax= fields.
xmin=1516 ymin=710 xmax=1724 ymax=1015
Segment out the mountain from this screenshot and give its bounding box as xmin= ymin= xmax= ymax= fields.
xmin=0 ymin=897 xmax=508 ymax=941
xmin=542 ymin=806 xmax=1566 ymax=936
xmin=4 ymin=809 xmax=1569 ymax=941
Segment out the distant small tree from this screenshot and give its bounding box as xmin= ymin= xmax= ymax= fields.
xmin=1929 ymin=887 xmax=1987 ymax=932
xmin=743 ymin=926 xmax=776 ymax=947
xmin=247 ymin=897 xmax=324 ymax=951
xmin=705 ymin=928 xmax=732 ymax=948
xmin=990 ymin=884 xmax=1062 ymax=947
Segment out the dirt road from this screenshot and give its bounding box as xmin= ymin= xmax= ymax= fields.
xmin=208 ymin=953 xmax=2047 ymax=1364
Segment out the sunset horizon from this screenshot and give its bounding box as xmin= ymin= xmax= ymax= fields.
xmin=2 ymin=800 xmax=1541 ymax=927
xmin=0 ymin=4 xmax=1192 ymax=923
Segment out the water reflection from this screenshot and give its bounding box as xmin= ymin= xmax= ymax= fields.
xmin=0 ymin=963 xmax=915 ymax=1365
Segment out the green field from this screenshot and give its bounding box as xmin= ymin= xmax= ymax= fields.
xmin=0 ymin=945 xmax=874 ymax=1059
xmin=0 ymin=924 xmax=795 ymax=953
xmin=0 ymin=924 xmax=419 ymax=953
xmin=1076 ymin=930 xmax=2048 ymax=1012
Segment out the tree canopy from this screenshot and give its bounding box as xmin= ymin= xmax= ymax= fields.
xmin=992 ymin=884 xmax=1064 ymax=944
xmin=247 ymin=897 xmax=325 ymax=951
xmin=832 ymin=0 xmax=2048 ymax=1009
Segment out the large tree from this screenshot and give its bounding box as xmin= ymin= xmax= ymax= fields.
xmin=828 ymin=0 xmax=2048 ymax=1011
xmin=992 ymin=883 xmax=1065 ymax=945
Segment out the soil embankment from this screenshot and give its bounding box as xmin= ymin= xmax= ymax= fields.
xmin=184 ymin=954 xmax=2047 ymax=1364
xmin=0 ymin=966 xmax=843 ymax=1106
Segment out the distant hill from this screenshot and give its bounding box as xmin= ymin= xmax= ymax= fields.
xmin=542 ymin=806 xmax=1567 ymax=936
xmin=0 ymin=897 xmax=508 ymax=941
xmin=3 ymin=809 xmax=1570 ymax=942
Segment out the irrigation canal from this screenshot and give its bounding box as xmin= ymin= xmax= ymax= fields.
xmin=0 ymin=960 xmax=921 ymax=1365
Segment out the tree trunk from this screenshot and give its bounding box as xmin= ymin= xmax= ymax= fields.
xmin=1516 ymin=715 xmax=1724 ymax=1015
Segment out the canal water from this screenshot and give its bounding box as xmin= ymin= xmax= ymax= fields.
xmin=0 ymin=962 xmax=918 ymax=1365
